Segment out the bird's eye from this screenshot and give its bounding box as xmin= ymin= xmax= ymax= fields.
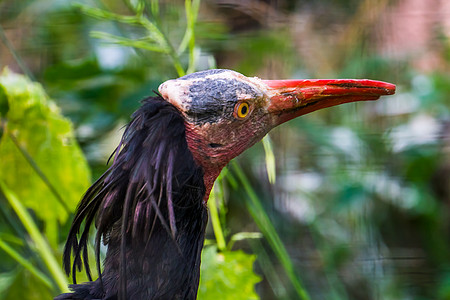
xmin=234 ymin=102 xmax=250 ymax=119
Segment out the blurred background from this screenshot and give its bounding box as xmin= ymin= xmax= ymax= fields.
xmin=0 ymin=0 xmax=449 ymax=299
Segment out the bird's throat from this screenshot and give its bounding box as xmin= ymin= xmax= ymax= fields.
xmin=201 ymin=169 xmax=222 ymax=203
xmin=184 ymin=124 xmax=228 ymax=203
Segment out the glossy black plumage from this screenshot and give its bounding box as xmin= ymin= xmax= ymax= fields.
xmin=55 ymin=96 xmax=207 ymax=300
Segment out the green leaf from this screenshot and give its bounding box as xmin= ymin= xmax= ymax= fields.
xmin=199 ymin=245 xmax=261 ymax=300
xmin=0 ymin=68 xmax=91 ymax=224
xmin=74 ymin=3 xmax=139 ymax=24
xmin=90 ymin=31 xmax=169 ymax=53
xmin=75 ymin=3 xmax=167 ymax=49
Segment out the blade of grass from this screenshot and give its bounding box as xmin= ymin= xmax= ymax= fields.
xmin=177 ymin=6 xmax=191 ymax=54
xmin=137 ymin=16 xmax=186 ymax=76
xmin=179 ymin=0 xmax=201 ymax=74
xmin=150 ymin=0 xmax=159 ymax=17
xmin=249 ymin=239 xmax=291 ymax=300
xmin=76 ymin=3 xmax=138 ymax=24
xmin=0 ymin=194 xmax=27 ymax=239
xmin=90 ymin=31 xmax=169 ymax=53
xmin=231 ymin=161 xmax=311 ymax=300
xmin=0 ymin=238 xmax=53 ymax=289
xmin=0 ymin=180 xmax=69 ymax=293
xmin=76 ymin=3 xmax=165 ymax=45
xmin=262 ymin=135 xmax=276 ymax=184
xmin=0 ymin=233 xmax=24 ymax=247
xmin=78 ymin=2 xmax=187 ymax=76
xmin=217 ymin=171 xmax=229 ymax=232
xmin=208 ymin=182 xmax=226 ymax=251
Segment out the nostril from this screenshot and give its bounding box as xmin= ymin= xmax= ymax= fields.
xmin=209 ymin=143 xmax=222 ymax=148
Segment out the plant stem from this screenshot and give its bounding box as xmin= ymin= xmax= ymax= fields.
xmin=208 ymin=183 xmax=226 ymax=251
xmin=0 ymin=180 xmax=69 ymax=293
xmin=184 ymin=0 xmax=201 ymax=74
xmin=0 ymin=238 xmax=53 ymax=289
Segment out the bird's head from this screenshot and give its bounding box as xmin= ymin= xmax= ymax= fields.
xmin=159 ymin=69 xmax=395 ymax=200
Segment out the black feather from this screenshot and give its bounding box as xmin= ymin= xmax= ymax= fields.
xmin=57 ymin=96 xmax=207 ymax=300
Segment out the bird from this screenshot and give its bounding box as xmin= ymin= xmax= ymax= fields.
xmin=55 ymin=69 xmax=395 ymax=300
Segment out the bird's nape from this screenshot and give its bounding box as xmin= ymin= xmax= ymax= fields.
xmin=56 ymin=69 xmax=395 ymax=300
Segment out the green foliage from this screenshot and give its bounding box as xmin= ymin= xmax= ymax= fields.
xmin=76 ymin=0 xmax=200 ymax=77
xmin=0 ymin=69 xmax=91 ymax=297
xmin=3 ymin=1 xmax=267 ymax=298
xmin=1 ymin=0 xmax=449 ymax=299
xmin=199 ymin=245 xmax=260 ymax=300
xmin=0 ymin=69 xmax=91 ymax=224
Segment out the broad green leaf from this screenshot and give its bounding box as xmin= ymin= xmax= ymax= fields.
xmin=0 ymin=69 xmax=91 ymax=224
xmin=199 ymin=245 xmax=261 ymax=300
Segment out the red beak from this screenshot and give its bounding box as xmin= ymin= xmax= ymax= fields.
xmin=263 ymin=79 xmax=396 ymax=125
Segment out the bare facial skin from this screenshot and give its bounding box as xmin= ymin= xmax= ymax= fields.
xmin=159 ymin=69 xmax=396 ymax=202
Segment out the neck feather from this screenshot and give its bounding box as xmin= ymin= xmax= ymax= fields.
xmin=60 ymin=96 xmax=208 ymax=300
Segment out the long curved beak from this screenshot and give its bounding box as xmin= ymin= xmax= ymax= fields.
xmin=263 ymin=79 xmax=396 ymax=125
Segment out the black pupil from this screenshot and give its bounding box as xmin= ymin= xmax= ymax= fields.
xmin=240 ymin=105 xmax=248 ymax=115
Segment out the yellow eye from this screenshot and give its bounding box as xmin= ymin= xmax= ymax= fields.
xmin=235 ymin=102 xmax=250 ymax=119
